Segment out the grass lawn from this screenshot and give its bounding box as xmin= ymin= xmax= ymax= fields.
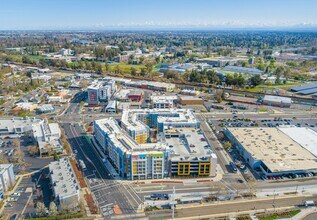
xmin=108 ymin=63 xmax=146 ymax=73
xmin=245 ymin=82 xmax=302 ymax=93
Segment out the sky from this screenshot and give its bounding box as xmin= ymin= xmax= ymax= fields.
xmin=1 ymin=0 xmax=317 ymax=30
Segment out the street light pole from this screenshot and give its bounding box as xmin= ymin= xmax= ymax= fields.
xmin=172 ymin=186 xmax=176 ymax=220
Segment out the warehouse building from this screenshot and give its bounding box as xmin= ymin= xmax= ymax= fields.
xmin=94 ymin=109 xmax=216 ymax=180
xmin=262 ymin=95 xmax=292 ymax=108
xmin=48 ymin=158 xmax=80 ymax=210
xmin=225 ymin=127 xmax=317 ymax=177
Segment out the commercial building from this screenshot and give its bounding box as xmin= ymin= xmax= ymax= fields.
xmin=94 ymin=109 xmax=216 ymax=180
xmin=262 ymin=95 xmax=292 ymax=108
xmin=178 ymin=96 xmax=204 ymax=105
xmin=221 ymin=66 xmax=264 ymax=75
xmin=114 ymin=89 xmax=131 ymax=102
xmin=0 ymin=164 xmax=16 ymax=201
xmin=278 ymin=127 xmax=317 ymax=157
xmin=48 ymin=158 xmax=80 ymax=210
xmin=105 ymin=100 xmax=117 ymax=113
xmin=125 ymin=80 xmax=175 ymax=92
xmin=197 ymin=57 xmax=247 ymax=67
xmin=32 ymin=123 xmax=63 ymax=156
xmin=225 ymin=127 xmax=317 ymax=177
xmin=128 ymin=90 xmax=143 ymax=102
xmin=180 ymin=89 xmax=200 ymax=96
xmin=151 ymin=95 xmax=178 ymax=109
xmin=0 ymin=117 xmax=43 ymax=137
xmin=87 ymin=79 xmax=116 ymax=105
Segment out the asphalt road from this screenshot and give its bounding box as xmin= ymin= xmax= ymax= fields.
xmin=62 ymin=122 xmax=141 ymax=218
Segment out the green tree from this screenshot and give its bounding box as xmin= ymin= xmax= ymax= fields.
xmin=223 ymin=141 xmax=232 ymax=150
xmin=145 ymin=62 xmax=154 ymax=74
xmin=217 ymin=96 xmax=223 ymax=103
xmin=250 ymin=75 xmax=263 ymax=87
xmin=206 ymin=70 xmax=220 ymax=84
xmin=36 ymin=202 xmax=47 ymax=217
xmin=130 ymin=67 xmax=137 ymax=76
xmin=39 ymin=59 xmax=47 ymax=67
xmin=53 ymin=152 xmax=59 ymax=161
xmin=49 ymin=201 xmax=58 ymax=216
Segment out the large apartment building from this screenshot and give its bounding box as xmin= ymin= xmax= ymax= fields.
xmin=94 ymin=109 xmax=217 ymax=180
xmin=0 ymin=164 xmax=16 ymax=201
xmin=87 ymin=79 xmax=116 ymax=105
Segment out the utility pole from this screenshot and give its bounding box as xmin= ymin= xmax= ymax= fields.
xmin=273 ymin=189 xmax=276 ymax=212
xmin=295 ymin=183 xmax=298 ymax=194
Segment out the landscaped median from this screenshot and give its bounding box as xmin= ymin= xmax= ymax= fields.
xmin=26 ymin=212 xmax=84 ymax=220
xmin=256 ymin=209 xmax=301 ymax=220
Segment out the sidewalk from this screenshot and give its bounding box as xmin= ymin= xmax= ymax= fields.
xmin=284 ymin=207 xmax=317 ymax=220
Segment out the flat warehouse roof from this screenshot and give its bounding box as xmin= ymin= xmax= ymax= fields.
xmin=291 ymin=83 xmax=317 ymax=92
xmin=263 ymin=95 xmax=292 ymax=103
xmin=228 ymin=127 xmax=317 ymax=173
xmin=296 ymin=87 xmax=317 ymax=95
xmin=278 ymin=127 xmax=317 ymax=157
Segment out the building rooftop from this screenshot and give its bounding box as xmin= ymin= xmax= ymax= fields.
xmin=32 ymin=123 xmax=62 ymax=154
xmin=0 ymin=164 xmax=13 ymax=175
xmin=151 ymin=95 xmax=178 ymax=104
xmin=0 ymin=117 xmax=43 ymax=135
xmin=228 ymin=127 xmax=317 ymax=172
xmin=278 ymin=126 xmax=317 ymax=157
xmin=128 ymin=90 xmax=143 ymax=96
xmin=291 ymin=83 xmax=317 ymax=92
xmin=263 ymin=95 xmax=292 ymax=104
xmin=121 ymin=109 xmax=199 ymax=134
xmin=222 ymin=66 xmax=264 ymax=75
xmin=49 ymin=158 xmax=79 ymax=200
xmin=165 ymin=128 xmax=215 ymax=161
xmin=296 ymin=87 xmax=317 ymax=95
xmin=179 ymin=96 xmax=203 ymax=101
xmin=37 ymin=104 xmax=55 ymax=112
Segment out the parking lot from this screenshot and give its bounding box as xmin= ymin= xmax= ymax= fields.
xmin=207 ymin=115 xmax=317 ymax=183
xmin=209 ymin=116 xmax=317 ymax=132
xmin=3 ymin=177 xmax=36 ymax=220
